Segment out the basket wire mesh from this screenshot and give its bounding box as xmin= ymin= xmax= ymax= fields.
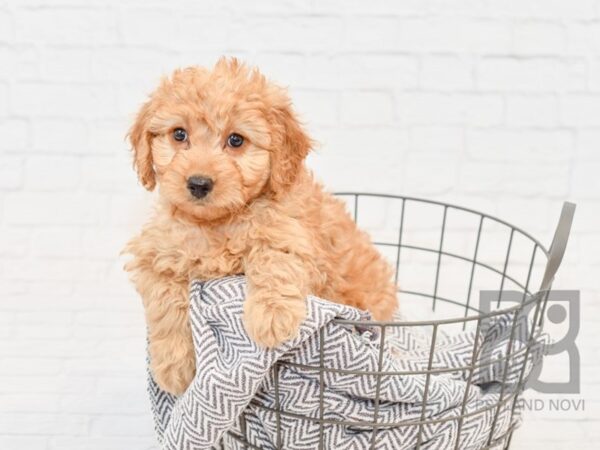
xmin=227 ymin=193 xmax=574 ymax=450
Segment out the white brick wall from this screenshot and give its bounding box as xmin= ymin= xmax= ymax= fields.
xmin=1 ymin=1 xmax=599 ymax=449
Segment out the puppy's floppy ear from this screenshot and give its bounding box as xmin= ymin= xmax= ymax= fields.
xmin=269 ymin=103 xmax=312 ymax=196
xmin=128 ymin=100 xmax=156 ymax=191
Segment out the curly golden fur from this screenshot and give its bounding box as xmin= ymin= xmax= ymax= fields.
xmin=123 ymin=58 xmax=398 ymax=395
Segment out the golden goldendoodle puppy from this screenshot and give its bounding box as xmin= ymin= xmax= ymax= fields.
xmin=124 ymin=58 xmax=398 ymax=395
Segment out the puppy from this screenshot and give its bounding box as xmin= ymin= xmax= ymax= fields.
xmin=124 ymin=58 xmax=398 ymax=396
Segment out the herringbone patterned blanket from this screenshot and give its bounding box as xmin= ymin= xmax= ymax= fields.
xmin=148 ymin=276 xmax=542 ymax=449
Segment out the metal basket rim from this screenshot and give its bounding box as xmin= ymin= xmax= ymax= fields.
xmin=335 ymin=192 xmax=549 ymax=255
xmin=332 ymin=289 xmax=546 ymax=327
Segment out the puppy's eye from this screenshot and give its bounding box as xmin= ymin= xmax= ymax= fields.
xmin=227 ymin=133 xmax=244 ymax=148
xmin=173 ymin=128 xmax=188 ymax=142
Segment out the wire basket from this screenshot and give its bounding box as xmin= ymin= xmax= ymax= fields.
xmin=229 ymin=193 xmax=575 ymax=450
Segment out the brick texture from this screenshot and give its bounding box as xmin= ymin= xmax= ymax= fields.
xmin=0 ymin=1 xmax=598 ymax=449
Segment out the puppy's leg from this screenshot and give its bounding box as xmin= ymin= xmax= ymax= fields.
xmin=135 ymin=271 xmax=195 ymax=395
xmin=243 ymin=246 xmax=310 ymax=348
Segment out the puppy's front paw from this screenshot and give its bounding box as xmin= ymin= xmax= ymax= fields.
xmin=243 ymin=295 xmax=307 ymax=348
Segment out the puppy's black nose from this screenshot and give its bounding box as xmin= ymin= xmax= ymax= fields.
xmin=187 ymin=176 xmax=214 ymax=199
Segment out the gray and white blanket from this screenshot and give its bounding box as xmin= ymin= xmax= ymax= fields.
xmin=148 ymin=276 xmax=543 ymax=450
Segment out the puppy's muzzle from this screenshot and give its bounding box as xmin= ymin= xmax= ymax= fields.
xmin=187 ymin=175 xmax=214 ymax=199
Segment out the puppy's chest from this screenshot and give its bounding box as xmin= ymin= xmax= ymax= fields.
xmin=183 ymin=228 xmax=247 ymax=280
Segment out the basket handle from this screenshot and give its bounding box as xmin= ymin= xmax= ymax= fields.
xmin=539 ymin=201 xmax=576 ymax=292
